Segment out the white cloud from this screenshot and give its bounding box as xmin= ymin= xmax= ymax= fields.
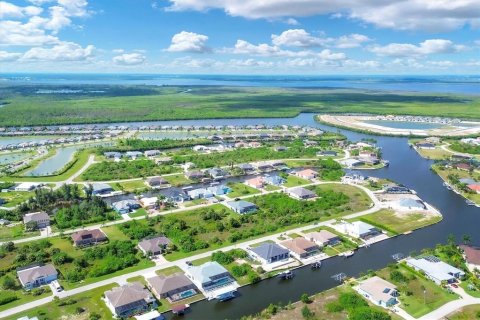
xmin=370 ymin=39 xmax=465 ymax=57
xmin=22 ymin=42 xmax=95 ymax=61
xmin=0 ymin=50 xmax=22 ymax=61
xmin=113 ymin=52 xmax=146 ymax=65
xmin=166 ymin=31 xmax=211 ymax=53
xmin=285 ymin=18 xmax=299 ymax=25
xmin=271 ymin=29 xmax=326 ymax=47
xmin=165 ymin=0 xmax=480 ymax=32
xmin=229 ymin=58 xmax=274 ymax=67
xmin=335 ymin=34 xmax=371 ymax=48
xmin=0 ymin=1 xmax=42 ymax=19
xmin=0 ymin=20 xmax=60 ymax=46
xmin=171 ymin=56 xmax=221 ymax=68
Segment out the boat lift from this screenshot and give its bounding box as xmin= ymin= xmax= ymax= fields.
xmin=331 ymin=273 xmax=347 ymax=282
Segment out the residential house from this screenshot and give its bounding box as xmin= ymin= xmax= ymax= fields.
xmin=185 ymin=171 xmax=204 ymax=180
xmin=384 ymin=186 xmax=411 ymax=194
xmin=304 ymin=230 xmax=340 ymax=247
xmin=112 ymin=199 xmax=141 ymax=214
xmin=280 ymin=238 xmax=320 ymax=259
xmin=250 ymin=242 xmax=290 ymax=264
xmin=295 ymin=169 xmax=318 ymax=180
xmin=23 ymin=212 xmax=50 ymax=229
xmin=406 ymin=256 xmax=465 ymax=285
xmin=186 ymin=261 xmax=235 ymax=292
xmin=358 ymin=276 xmax=398 ymax=308
xmin=287 ymin=187 xmax=316 ymax=200
xmin=104 ymin=151 xmax=122 ymax=159
xmin=91 ymin=183 xmax=114 ymax=196
xmin=270 ymin=161 xmax=287 ymax=170
xmin=208 ymin=168 xmax=227 ymax=180
xmin=340 ymin=221 xmax=380 ymax=239
xmin=459 ymin=245 xmax=480 ymax=273
xmin=456 ymin=163 xmax=473 ymax=171
xmin=207 ymin=185 xmax=231 ymax=196
xmin=104 ymin=282 xmax=157 ymax=318
xmin=159 ymin=188 xmax=190 ymax=203
xmin=416 ymin=142 xmax=436 ymax=150
xmin=224 ymin=200 xmax=258 ymax=214
xmin=317 ymin=150 xmax=338 ymax=157
xmin=187 ymin=188 xmax=214 ymax=200
xmin=138 ymin=236 xmax=171 ymax=256
xmin=255 ymin=162 xmax=273 ymax=172
xmin=147 ymin=273 xmax=197 ymax=302
xmin=395 ymin=198 xmax=426 ymax=210
xmin=468 ymin=184 xmax=480 ymax=194
xmin=245 ymin=177 xmax=265 ymax=189
xmin=264 ymin=175 xmax=285 ymax=186
xmin=15 ymin=182 xmax=41 ymax=192
xmin=340 ymin=158 xmax=364 ymax=168
xmin=71 ymin=229 xmax=107 ymax=247
xmin=125 ymin=151 xmax=143 ymax=159
xmin=146 ymin=176 xmax=169 ymax=188
xmin=273 ymin=146 xmax=288 ymax=152
xmin=237 ymin=163 xmax=255 ymax=173
xmin=144 ymin=150 xmax=161 ymax=157
xmin=140 ymin=197 xmax=159 ymax=210
xmin=17 ymin=264 xmax=58 ymax=290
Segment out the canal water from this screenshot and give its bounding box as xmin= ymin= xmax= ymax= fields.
xmin=139 ymin=113 xmax=477 ymax=320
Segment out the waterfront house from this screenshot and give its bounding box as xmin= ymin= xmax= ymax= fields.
xmin=207 ymin=185 xmax=232 ymax=196
xmin=159 ymin=188 xmax=190 ymax=203
xmin=138 ymin=236 xmax=171 ymax=257
xmin=340 ymin=221 xmax=380 ymax=239
xmin=395 ymin=198 xmax=426 ymax=210
xmin=140 ymin=197 xmax=159 ymax=210
xmin=264 ymin=175 xmax=285 ymax=186
xmin=187 ymin=188 xmax=214 ymax=200
xmin=416 ymin=142 xmax=436 ymax=150
xmin=384 ymin=186 xmax=411 ymax=194
xmin=456 ymin=163 xmax=473 ymax=171
xmin=17 ymin=264 xmax=58 ymax=290
xmin=254 ymin=162 xmax=273 ymax=172
xmin=317 ymin=150 xmax=338 ymax=157
xmin=104 ymin=151 xmax=122 ymax=159
xmin=224 ymin=200 xmax=258 ymax=214
xmin=144 ymin=150 xmax=161 ymax=157
xmin=280 ymin=238 xmax=320 ymax=259
xmin=185 ymin=171 xmax=205 ymax=180
xmin=104 ymin=282 xmax=157 ymax=318
xmin=287 ymin=187 xmax=316 ymax=200
xmin=340 ymin=158 xmax=364 ymax=168
xmin=147 ymin=273 xmax=197 ymax=302
xmin=112 ymin=199 xmax=141 ymax=214
xmin=406 ymin=256 xmax=465 ymax=285
xmin=358 ymin=276 xmax=398 ymax=308
xmin=245 ymin=176 xmax=265 ymax=189
xmin=459 ymin=245 xmax=480 ymax=272
xmin=304 ymin=230 xmax=340 ymax=247
xmin=185 ymin=261 xmax=235 ymax=292
xmin=71 ymin=229 xmax=107 ymax=247
xmin=250 ymin=242 xmax=290 ymax=264
xmin=146 ymin=176 xmax=169 ymax=188
xmin=208 ymin=168 xmax=227 ymax=180
xmin=125 ymin=151 xmax=143 ymax=159
xmin=468 ymin=184 xmax=480 ymax=194
xmin=23 ymin=212 xmax=50 ymax=229
xmin=237 ymin=163 xmax=255 ymax=173
xmin=91 ymin=183 xmax=114 ymax=196
xmin=295 ymin=169 xmax=318 ymax=180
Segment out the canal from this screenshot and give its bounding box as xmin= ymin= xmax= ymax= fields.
xmin=151 ymin=113 xmax=478 ymax=319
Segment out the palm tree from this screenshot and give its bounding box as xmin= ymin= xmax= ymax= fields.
xmin=463 ymin=234 xmax=472 ymax=245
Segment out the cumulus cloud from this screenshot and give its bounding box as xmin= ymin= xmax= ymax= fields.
xmin=113 ymin=52 xmax=146 ymax=65
xmin=271 ymin=29 xmax=326 ymax=47
xmin=22 ymin=42 xmax=95 ymax=61
xmin=166 ymin=31 xmax=211 ymax=53
xmin=335 ymin=34 xmax=371 ymax=48
xmin=0 ymin=1 xmax=42 ymax=19
xmin=165 ymin=0 xmax=480 ymax=32
xmin=370 ymin=39 xmax=466 ymax=57
xmin=0 ymin=50 xmax=22 ymax=62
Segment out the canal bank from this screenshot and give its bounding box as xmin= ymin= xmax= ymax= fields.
xmin=160 ymin=113 xmax=479 ymax=320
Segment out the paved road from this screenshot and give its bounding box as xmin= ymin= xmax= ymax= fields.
xmin=0 ymin=182 xmax=382 ymax=319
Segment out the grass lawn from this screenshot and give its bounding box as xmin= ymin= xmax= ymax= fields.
xmin=114 ymin=179 xmax=147 ymax=192
xmin=158 ymin=292 xmax=205 ymax=313
xmin=283 ymin=159 xmax=317 ymax=168
xmin=323 ymin=241 xmax=357 ymax=256
xmin=264 ymin=184 xmax=281 ymax=191
xmin=354 ymin=209 xmax=442 ymax=235
xmin=0 ymin=191 xmax=34 ymax=207
xmin=310 ymin=183 xmax=373 ymax=213
xmin=459 ymin=281 xmax=480 ymax=298
xmin=227 ymin=182 xmax=261 ymax=198
xmin=155 ymin=266 xmax=184 ymax=276
xmin=0 ymin=286 xmax=52 ymax=313
xmin=184 ymin=198 xmax=208 ymax=207
xmin=49 ymin=236 xmax=84 ymax=259
xmin=284 ymin=175 xmax=310 ymax=187
xmin=4 ymin=284 xmax=117 ymax=320
xmin=377 ymin=264 xmax=459 ymax=318
xmin=448 ymin=304 xmax=480 ymax=319
xmin=126 ymin=275 xmax=147 ymax=286
xmin=128 ymin=208 xmax=148 ymax=218
xmin=101 ymin=225 xmax=131 ymax=241
xmin=287 ymin=232 xmax=301 ymax=238
xmin=0 ymin=224 xmax=40 ymax=241
xmin=163 ymin=173 xmax=191 ymax=187
xmin=190 ymin=256 xmax=212 ymax=266
xmin=416 ymin=147 xmax=452 ymax=160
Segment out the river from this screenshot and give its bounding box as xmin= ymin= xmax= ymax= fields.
xmin=139 ymin=113 xmax=477 ymax=320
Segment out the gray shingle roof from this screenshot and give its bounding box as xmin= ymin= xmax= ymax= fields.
xmin=104 ymin=282 xmax=152 ymax=308
xmin=251 ymin=242 xmax=289 ymax=261
xmin=17 ymin=264 xmax=57 ymax=286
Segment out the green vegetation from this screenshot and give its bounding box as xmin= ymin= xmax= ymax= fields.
xmin=0 ymin=191 xmax=34 ymax=208
xmin=4 ymin=284 xmax=117 ymax=320
xmin=377 ymin=263 xmax=459 ymax=318
xmin=1 ymin=86 xmax=479 ymax=127
xmin=284 ymin=175 xmax=310 ymax=187
xmin=448 ymin=305 xmax=480 ymax=320
xmin=356 ymin=209 xmax=442 ymax=235
xmin=112 ymin=179 xmax=147 ymax=192
xmin=81 ymin=159 xmax=180 ymax=181
xmin=317 ymin=158 xmax=344 ymax=181
xmin=163 ymin=173 xmax=191 ymax=186
xmin=432 ymin=164 xmax=480 ymax=204
xmin=450 ymin=142 xmax=480 ymax=155
xmin=102 ymin=137 xmax=213 ymax=152
xmin=227 ymin=182 xmax=261 ymax=198
xmin=0 ymin=224 xmax=40 ymax=241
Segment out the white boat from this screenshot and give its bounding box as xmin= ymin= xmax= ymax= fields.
xmin=466 ymin=199 xmax=476 ymax=206
xmin=342 ymin=250 xmax=355 ymax=258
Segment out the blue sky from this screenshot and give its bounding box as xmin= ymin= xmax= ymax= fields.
xmin=0 ymin=0 xmax=479 ymax=74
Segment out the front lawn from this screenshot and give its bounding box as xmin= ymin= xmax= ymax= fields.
xmin=284 ymin=175 xmax=310 ymax=187
xmin=163 ymin=173 xmax=191 ymax=187
xmin=128 ymin=208 xmax=148 ymax=218
xmin=0 ymin=224 xmax=40 ymax=241
xmin=0 ymin=191 xmax=34 ymax=207
xmin=112 ymin=179 xmax=147 ymax=192
xmin=101 ymin=225 xmax=131 ymax=241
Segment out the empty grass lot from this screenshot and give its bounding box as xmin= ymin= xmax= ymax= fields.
xmin=357 ymin=209 xmax=442 ymax=235
xmin=284 ymin=175 xmax=310 ymax=187
xmin=227 ymin=182 xmax=261 ymax=198
xmin=0 ymin=224 xmax=40 ymax=241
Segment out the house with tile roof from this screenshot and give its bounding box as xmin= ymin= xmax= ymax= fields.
xmin=250 ymin=242 xmax=290 ymax=265
xmin=104 ymin=282 xmax=157 ymax=318
xmin=147 ymin=273 xmax=197 ymax=302
xmin=17 ymin=264 xmax=58 ymax=290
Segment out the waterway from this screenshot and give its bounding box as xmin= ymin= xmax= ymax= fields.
xmin=132 ymin=113 xmax=478 ymax=320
